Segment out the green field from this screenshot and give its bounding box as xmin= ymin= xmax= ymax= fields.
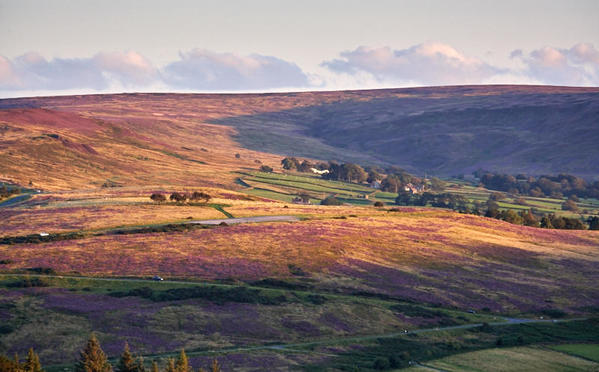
xmin=238 ymin=172 xmax=599 ymax=220
xmin=414 ymin=346 xmax=599 ymax=372
xmin=550 ymin=344 xmax=599 ymax=362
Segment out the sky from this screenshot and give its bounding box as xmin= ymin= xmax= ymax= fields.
xmin=1 ymin=0 xmax=598 ymax=97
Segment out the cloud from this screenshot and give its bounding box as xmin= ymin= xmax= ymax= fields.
xmin=0 ymin=51 xmax=157 ymax=91
xmin=162 ymin=49 xmax=310 ymax=90
xmin=511 ymin=43 xmax=599 ymax=86
xmin=1 ymin=49 xmax=310 ymax=93
xmin=322 ymin=42 xmax=502 ymax=86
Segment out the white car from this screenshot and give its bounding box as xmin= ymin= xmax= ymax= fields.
xmin=152 ymin=275 xmax=164 ymax=281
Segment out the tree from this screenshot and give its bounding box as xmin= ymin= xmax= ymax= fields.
xmin=164 ymin=359 xmax=176 ymax=372
xmin=298 ymin=160 xmax=313 ymax=172
xmin=430 ymin=177 xmax=445 ymax=192
xmin=150 ymin=361 xmax=159 ymax=372
xmin=367 ymin=170 xmax=382 ymax=183
xmin=373 ymin=201 xmax=384 ymax=207
xmin=540 ymin=216 xmax=554 ymax=229
xmin=588 ymin=216 xmax=599 ymax=230
xmin=321 ymin=196 xmax=342 ymax=206
xmin=259 ymin=165 xmax=273 ymax=173
xmin=150 ymin=193 xmax=166 ymax=203
xmin=175 ymin=350 xmax=189 ymax=372
xmin=341 ymin=163 xmax=367 ymax=183
xmin=519 ymin=209 xmax=538 ymax=227
xmin=189 ymin=191 xmax=211 ymax=203
xmin=116 ymin=343 xmax=135 ymax=372
xmin=281 ymin=157 xmax=300 ymax=170
xmin=209 ymin=360 xmax=221 ymax=372
xmin=169 ymin=192 xmax=187 ymax=203
xmin=24 ymin=348 xmax=42 ymax=372
xmin=381 ymin=175 xmax=402 ymax=193
xmin=562 ymin=199 xmax=579 ymax=212
xmin=76 ymin=333 xmax=112 ymax=372
xmin=297 ymin=193 xmax=311 ymax=203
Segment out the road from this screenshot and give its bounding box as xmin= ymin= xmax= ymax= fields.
xmin=0 ymin=193 xmax=32 ymax=208
xmin=184 ymin=215 xmax=300 ymax=225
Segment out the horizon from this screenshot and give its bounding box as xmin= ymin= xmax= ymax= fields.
xmin=2 ymin=0 xmax=598 ymax=98
xmin=3 ymin=83 xmax=599 ymax=101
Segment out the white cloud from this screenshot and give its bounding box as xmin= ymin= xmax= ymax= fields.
xmin=0 ymin=51 xmax=157 ymax=91
xmin=162 ymin=49 xmax=310 ymax=90
xmin=322 ymin=42 xmax=502 ymax=86
xmin=1 ymin=49 xmax=310 ymax=93
xmin=511 ymin=43 xmax=599 ymax=86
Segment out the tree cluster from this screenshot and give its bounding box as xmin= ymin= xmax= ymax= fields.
xmin=280 ymin=157 xmax=316 ymax=172
xmin=150 ymin=192 xmax=211 ymax=204
xmin=395 ymin=192 xmax=468 ymax=212
xmin=477 ymin=171 xmax=599 ymax=199
xmin=0 ymin=348 xmax=42 ymax=372
xmin=0 ymin=334 xmax=223 ymax=372
xmin=0 ymin=184 xmax=20 ymax=199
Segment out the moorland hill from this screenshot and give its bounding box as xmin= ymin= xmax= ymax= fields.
xmin=1 ymin=85 xmax=598 ymax=190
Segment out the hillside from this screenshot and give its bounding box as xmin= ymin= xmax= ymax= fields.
xmin=1 ymin=85 xmax=598 ymax=191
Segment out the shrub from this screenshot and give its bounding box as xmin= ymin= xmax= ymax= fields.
xmin=321 ymin=196 xmax=342 ymax=206
xmin=150 ymin=193 xmax=166 ymax=202
xmin=169 ymin=192 xmax=187 ymax=203
xmin=373 ymin=201 xmax=385 ymax=207
xmin=190 ymin=191 xmax=211 ymax=202
xmin=260 ymin=165 xmax=273 ymax=172
xmin=373 ymin=357 xmax=390 ymax=370
xmin=6 ymin=277 xmax=49 ymax=288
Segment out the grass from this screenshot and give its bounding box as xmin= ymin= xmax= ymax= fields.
xmin=550 ymin=344 xmax=599 ymax=362
xmin=421 ymin=346 xmax=599 ymax=372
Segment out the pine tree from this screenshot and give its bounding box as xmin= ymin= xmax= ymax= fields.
xmin=174 ymin=350 xmax=189 ymax=372
xmin=209 ymin=360 xmax=221 ymax=372
xmin=164 ymin=358 xmax=176 ymax=372
xmin=133 ymin=356 xmax=145 ymax=372
xmin=116 ymin=343 xmax=136 ymax=372
xmin=75 ymin=333 xmax=113 ymax=372
xmin=24 ymin=348 xmax=43 ymax=372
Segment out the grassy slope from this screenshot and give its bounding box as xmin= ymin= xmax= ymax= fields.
xmin=1 ymin=189 xmax=598 ymax=314
xmin=2 ymin=86 xmax=599 ymax=192
xmin=419 ymin=346 xmax=599 ymax=372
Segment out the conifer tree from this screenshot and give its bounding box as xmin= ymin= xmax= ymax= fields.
xmin=150 ymin=361 xmax=159 ymax=372
xmin=133 ymin=356 xmax=146 ymax=372
xmin=174 ymin=350 xmax=189 ymax=372
xmin=24 ymin=348 xmax=43 ymax=372
xmin=209 ymin=360 xmax=221 ymax=372
xmin=116 ymin=343 xmax=136 ymax=372
xmin=164 ymin=358 xmax=176 ymax=372
xmin=76 ymin=333 xmax=113 ymax=372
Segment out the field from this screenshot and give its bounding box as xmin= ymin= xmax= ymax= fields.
xmin=550 ymin=344 xmax=599 ymax=362
xmin=236 ymin=171 xmax=599 ymax=223
xmin=413 ymin=346 xmax=599 ymax=371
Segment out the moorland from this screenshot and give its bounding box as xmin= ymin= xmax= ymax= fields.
xmin=1 ymin=85 xmax=598 ymax=371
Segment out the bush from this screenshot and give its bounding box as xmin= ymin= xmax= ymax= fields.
xmin=150 ymin=193 xmax=166 ymax=202
xmin=373 ymin=201 xmax=384 ymax=207
xmin=260 ymin=165 xmax=273 ymax=173
xmin=169 ymin=192 xmax=187 ymax=203
xmin=189 ymin=191 xmax=211 ymax=202
xmin=321 ymin=196 xmax=342 ymax=206
xmin=373 ymin=357 xmax=390 ymax=370
xmin=5 ymin=277 xmax=49 ymax=288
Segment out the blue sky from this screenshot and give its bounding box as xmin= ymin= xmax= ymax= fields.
xmin=1 ymin=0 xmax=598 ymax=97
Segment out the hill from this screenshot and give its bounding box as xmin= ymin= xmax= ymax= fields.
xmin=1 ymin=85 xmax=598 ymax=191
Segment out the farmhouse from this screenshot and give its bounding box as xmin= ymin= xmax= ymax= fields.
xmin=404 ymin=183 xmax=425 ymax=194
xmin=310 ymin=168 xmax=329 ymax=175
